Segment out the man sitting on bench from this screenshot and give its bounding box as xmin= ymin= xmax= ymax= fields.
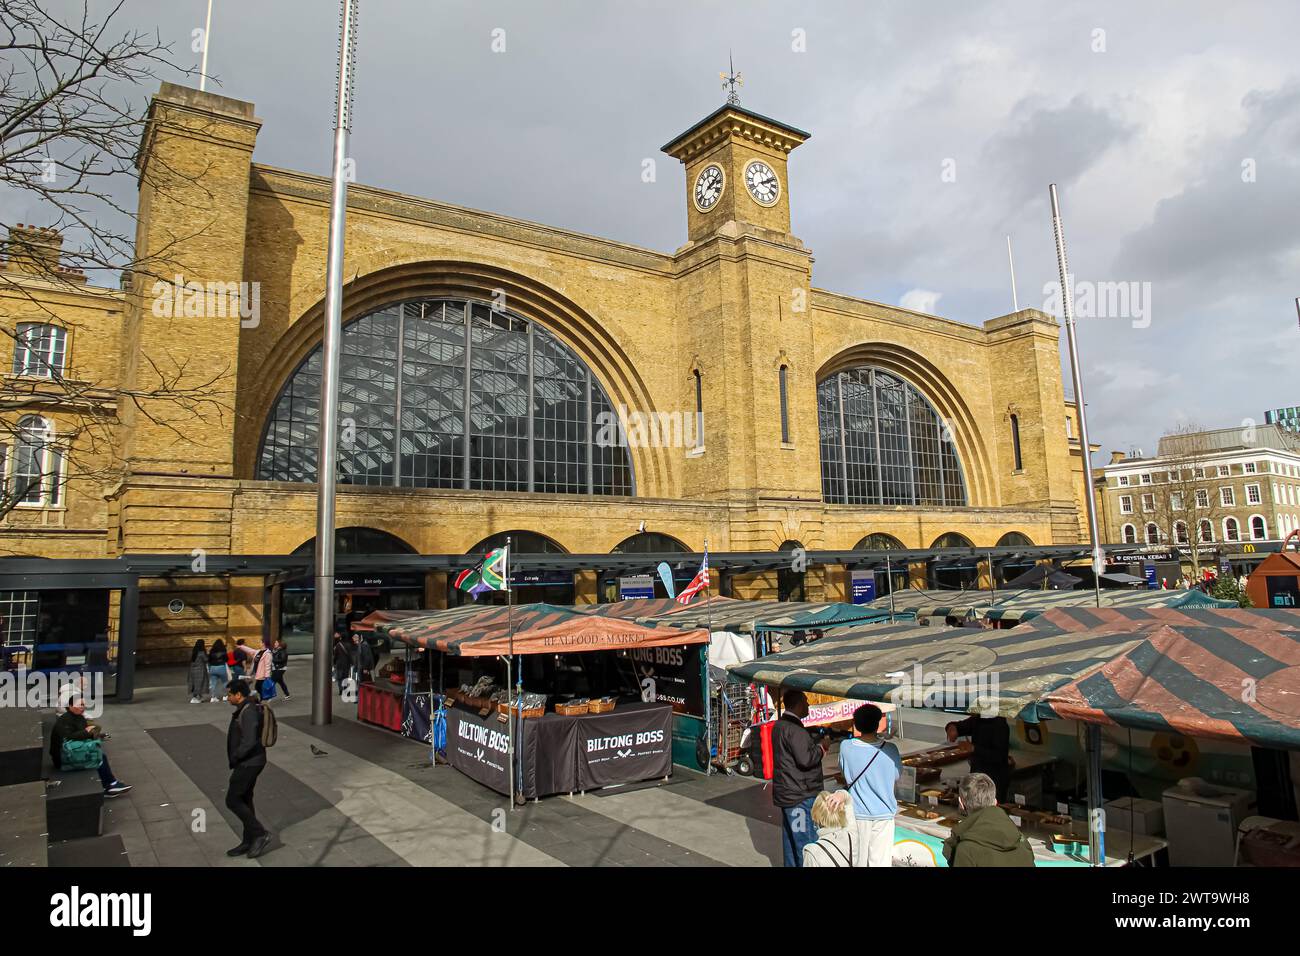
xmin=49 ymin=687 xmax=132 ymax=797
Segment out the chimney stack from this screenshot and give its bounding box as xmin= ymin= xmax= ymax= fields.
xmin=2 ymin=224 xmax=86 ymax=282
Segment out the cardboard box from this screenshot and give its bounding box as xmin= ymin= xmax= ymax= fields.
xmin=1105 ymin=796 xmax=1165 ymax=836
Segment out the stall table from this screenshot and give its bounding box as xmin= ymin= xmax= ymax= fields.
xmin=358 ymin=679 xmax=405 ymax=732
xmin=445 ymin=700 xmax=674 ymax=800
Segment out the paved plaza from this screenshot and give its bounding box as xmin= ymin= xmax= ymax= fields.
xmin=81 ymin=659 xmax=782 ymax=867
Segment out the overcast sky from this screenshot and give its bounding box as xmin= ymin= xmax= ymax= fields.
xmin=31 ymin=1 xmax=1300 ymax=461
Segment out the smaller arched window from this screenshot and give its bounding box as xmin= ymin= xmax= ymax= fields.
xmin=1174 ymin=521 xmax=1189 ymax=545
xmin=1198 ymin=519 xmax=1213 ymax=543
xmin=1224 ymin=517 xmax=1240 ymax=542
xmin=1145 ymin=523 xmax=1160 ymax=545
xmin=1121 ymin=523 xmax=1137 ymax=544
xmin=9 ymin=415 xmax=61 ymax=507
xmin=1009 ymin=414 xmax=1023 ymax=471
xmin=1250 ymin=515 xmax=1267 ymax=540
xmin=12 ymin=323 xmax=67 ymax=378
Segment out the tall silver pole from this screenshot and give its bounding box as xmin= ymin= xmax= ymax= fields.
xmin=1051 ymin=183 xmax=1106 ymax=867
xmin=199 ymin=0 xmax=213 ymax=92
xmin=1005 ymin=235 xmax=1019 ymax=312
xmin=1050 ymin=184 xmax=1104 ymax=611
xmin=312 ymin=0 xmax=359 ymax=726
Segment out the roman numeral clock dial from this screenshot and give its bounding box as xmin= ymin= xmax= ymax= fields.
xmin=744 ymin=160 xmax=780 ymax=206
xmin=693 ymin=163 xmax=724 ymax=212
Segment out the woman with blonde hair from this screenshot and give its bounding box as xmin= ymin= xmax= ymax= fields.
xmin=801 ymin=791 xmax=860 ymax=867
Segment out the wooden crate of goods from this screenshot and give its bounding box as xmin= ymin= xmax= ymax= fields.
xmin=554 ymin=699 xmax=589 ymax=716
xmin=498 ymin=692 xmax=547 ymax=720
xmin=588 ymin=696 xmax=617 ymax=714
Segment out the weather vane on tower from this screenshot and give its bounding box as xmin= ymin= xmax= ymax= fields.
xmin=720 ymin=52 xmax=742 ymax=106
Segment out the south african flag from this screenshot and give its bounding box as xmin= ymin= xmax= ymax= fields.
xmin=454 ymin=547 xmax=509 ymax=597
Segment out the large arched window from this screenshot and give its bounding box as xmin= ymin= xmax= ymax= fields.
xmin=257 ymin=298 xmax=633 ymax=495
xmin=1121 ymin=524 xmax=1137 ymax=544
xmin=996 ymin=531 xmax=1034 ymax=547
xmin=818 ymin=367 xmax=966 ymax=505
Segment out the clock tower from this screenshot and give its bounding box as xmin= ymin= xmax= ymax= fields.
xmin=662 ymin=103 xmax=809 ymax=244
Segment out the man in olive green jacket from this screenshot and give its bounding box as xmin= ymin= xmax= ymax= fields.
xmin=942 ymin=773 xmax=1035 ymax=867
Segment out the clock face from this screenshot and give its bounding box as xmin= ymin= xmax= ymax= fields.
xmin=744 ymin=160 xmax=781 ymax=206
xmin=693 ymin=164 xmax=725 ymax=212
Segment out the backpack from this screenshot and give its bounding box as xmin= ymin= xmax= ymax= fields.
xmin=61 ymin=738 xmax=104 ymax=770
xmin=258 ymin=701 xmax=278 ymax=748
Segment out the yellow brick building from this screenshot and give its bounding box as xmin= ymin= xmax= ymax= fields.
xmin=1 ymin=83 xmax=1088 ymax=663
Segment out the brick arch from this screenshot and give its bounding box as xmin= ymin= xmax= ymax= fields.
xmin=815 ymin=343 xmax=995 ymax=507
xmin=244 ymin=259 xmax=667 ymax=494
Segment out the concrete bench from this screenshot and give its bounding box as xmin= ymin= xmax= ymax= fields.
xmin=0 ymin=781 xmax=49 ymax=867
xmin=0 ymin=710 xmax=44 ymax=786
xmin=40 ymin=716 xmax=104 ymax=842
xmin=48 ymin=834 xmax=128 ymax=868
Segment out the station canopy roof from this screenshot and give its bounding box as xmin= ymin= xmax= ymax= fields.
xmin=727 ymin=607 xmax=1300 ymax=749
xmin=867 ymin=586 xmax=1235 ymax=624
xmin=369 ymin=602 xmax=707 ymax=656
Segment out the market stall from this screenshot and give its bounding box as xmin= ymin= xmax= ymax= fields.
xmin=728 ymin=606 xmax=1300 ymax=865
xmin=373 ymin=603 xmax=709 ymax=799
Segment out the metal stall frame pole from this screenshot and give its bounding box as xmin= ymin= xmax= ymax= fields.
xmin=1049 ymin=183 xmax=1105 ymax=611
xmin=1086 ymin=722 xmax=1106 ymax=866
xmin=886 ymin=554 xmax=897 ymax=622
xmin=988 ymin=549 xmax=997 ymax=608
xmin=500 ymin=653 xmax=513 ymax=811
xmin=703 ymin=538 xmax=714 ymax=775
xmin=312 ymin=0 xmax=359 ymax=726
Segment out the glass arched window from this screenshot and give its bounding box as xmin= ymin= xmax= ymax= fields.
xmin=818 ymin=367 xmax=966 ymax=505
xmin=1009 ymin=414 xmax=1023 ymax=471
xmin=12 ymin=323 xmax=67 ymax=378
xmin=292 ymin=527 xmax=416 ymax=556
xmin=1251 ymin=516 xmax=1267 ymax=540
xmin=996 ymin=531 xmax=1033 ymax=547
xmin=611 ymin=532 xmax=689 ymax=554
xmin=855 ymin=533 xmax=904 ymax=551
xmin=1174 ymin=521 xmax=1189 ymax=544
xmin=931 ymin=532 xmax=974 ymax=549
xmin=1122 ymin=524 xmax=1137 ymax=544
xmin=1224 ymin=517 xmax=1240 ymax=542
xmin=1198 ymin=520 xmax=1213 ymax=543
xmin=1145 ymin=523 xmax=1160 ymax=544
xmin=257 ymin=299 xmax=633 ymax=495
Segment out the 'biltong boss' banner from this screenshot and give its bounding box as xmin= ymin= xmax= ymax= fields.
xmin=576 ymin=703 xmax=672 ymax=789
xmin=447 ymin=707 xmax=513 ymax=796
xmin=627 ymin=644 xmax=704 ymax=716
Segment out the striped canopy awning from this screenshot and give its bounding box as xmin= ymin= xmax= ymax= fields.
xmin=868 ymin=587 xmax=1236 ymax=624
xmin=727 ymin=607 xmax=1300 ymax=748
xmin=370 ymin=602 xmax=708 ymax=656
xmin=582 ymin=596 xmax=893 ymax=632
xmin=1038 ymin=619 xmax=1300 ymax=748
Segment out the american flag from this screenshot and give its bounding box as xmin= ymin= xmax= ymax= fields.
xmin=676 ymin=548 xmax=709 ymax=604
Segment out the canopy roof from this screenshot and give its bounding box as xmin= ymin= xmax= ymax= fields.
xmin=1002 ymin=564 xmax=1082 ymax=589
xmin=867 ymin=586 xmax=1235 ymax=624
xmin=581 ymin=596 xmax=892 ymax=631
xmin=727 ymin=607 xmax=1300 ymax=749
xmin=371 ymin=602 xmax=708 ymax=656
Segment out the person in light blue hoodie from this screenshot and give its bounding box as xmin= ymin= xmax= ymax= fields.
xmin=833 ymin=704 xmax=902 ymax=866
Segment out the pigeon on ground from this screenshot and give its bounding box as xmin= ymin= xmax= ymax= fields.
xmin=310 ymin=744 xmax=328 ymax=757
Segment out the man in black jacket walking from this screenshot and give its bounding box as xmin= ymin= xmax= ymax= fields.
xmin=770 ymin=689 xmax=828 ymax=867
xmin=225 ymin=680 xmax=271 ymax=859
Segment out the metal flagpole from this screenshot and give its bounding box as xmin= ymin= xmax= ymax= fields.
xmin=199 ymin=0 xmax=213 ymax=92
xmin=1050 ymin=184 xmax=1104 ymax=611
xmin=988 ymin=550 xmax=997 ymax=607
xmin=1006 ymin=235 xmax=1019 ymax=312
xmin=1050 ymin=183 xmax=1106 ymax=866
xmin=505 ymin=538 xmax=521 ymax=807
xmin=311 ymin=0 xmax=359 ymax=726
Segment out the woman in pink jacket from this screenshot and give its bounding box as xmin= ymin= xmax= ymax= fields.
xmin=251 ymin=644 xmax=274 ymax=699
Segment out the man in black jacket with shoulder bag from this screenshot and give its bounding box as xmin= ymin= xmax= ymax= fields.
xmin=225 ymin=679 xmax=272 ymax=859
xmin=770 ymin=689 xmax=828 ymax=867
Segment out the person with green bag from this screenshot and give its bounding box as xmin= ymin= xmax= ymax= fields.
xmin=49 ymin=687 xmax=132 ymax=797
